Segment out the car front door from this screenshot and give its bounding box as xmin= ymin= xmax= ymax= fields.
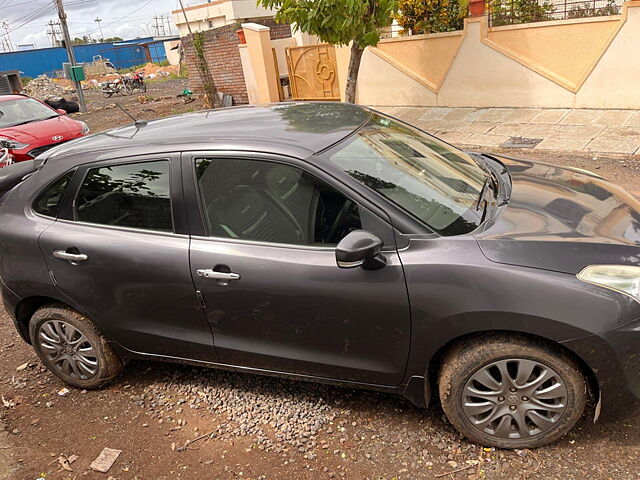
xmin=38 ymin=154 xmax=216 ymax=361
xmin=185 ymin=153 xmax=411 ymax=386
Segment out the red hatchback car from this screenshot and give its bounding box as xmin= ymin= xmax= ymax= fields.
xmin=0 ymin=94 xmax=89 ymax=167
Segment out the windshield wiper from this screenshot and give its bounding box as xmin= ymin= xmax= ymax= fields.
xmin=476 ymin=174 xmax=497 ymax=209
xmin=6 ymin=115 xmax=59 ymax=128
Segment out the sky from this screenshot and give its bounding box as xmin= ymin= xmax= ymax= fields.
xmin=0 ymin=0 xmax=203 ymax=50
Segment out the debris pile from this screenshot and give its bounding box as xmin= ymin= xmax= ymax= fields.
xmin=140 ymin=62 xmax=179 ymax=77
xmin=84 ymin=63 xmax=180 ymax=88
xmin=24 ymin=75 xmax=69 ymax=100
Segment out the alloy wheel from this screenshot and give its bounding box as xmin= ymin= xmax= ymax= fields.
xmin=38 ymin=320 xmax=99 ymax=380
xmin=462 ymin=358 xmax=568 ymax=439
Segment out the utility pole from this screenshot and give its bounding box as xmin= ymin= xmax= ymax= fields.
xmin=162 ymin=15 xmax=173 ymax=35
xmin=46 ymin=20 xmax=61 ymax=47
xmin=54 ymin=0 xmax=87 ymax=112
xmin=159 ymin=15 xmax=167 ymax=35
xmin=1 ymin=22 xmax=13 ymax=52
xmin=94 ymin=17 xmax=103 ymax=41
xmin=153 ymin=15 xmax=166 ymax=36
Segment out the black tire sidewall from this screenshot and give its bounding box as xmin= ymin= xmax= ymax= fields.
xmin=439 ymin=337 xmax=587 ymax=449
xmin=29 ymin=306 xmax=122 ymax=390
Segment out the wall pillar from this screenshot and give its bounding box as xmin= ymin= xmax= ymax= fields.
xmin=241 ymin=22 xmax=280 ymax=103
xmin=334 ymin=43 xmax=352 ymax=102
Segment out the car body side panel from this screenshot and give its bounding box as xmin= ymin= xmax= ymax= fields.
xmin=38 ymin=221 xmax=216 ymax=361
xmin=399 ymin=237 xmax=640 ymax=380
xmin=190 ymin=237 xmax=411 ymax=385
xmin=561 ymin=322 xmax=640 ymax=421
xmin=0 ymin=184 xmax=56 ymax=303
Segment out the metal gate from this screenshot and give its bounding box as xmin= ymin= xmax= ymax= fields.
xmin=285 ymin=44 xmax=340 ymax=101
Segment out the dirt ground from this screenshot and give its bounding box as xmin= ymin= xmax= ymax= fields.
xmin=2 ymin=81 xmax=640 ymax=480
xmin=75 ymin=77 xmax=204 ymax=133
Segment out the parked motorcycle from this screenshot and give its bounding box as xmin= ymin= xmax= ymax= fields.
xmin=101 ymin=75 xmax=133 ymax=97
xmin=130 ymin=72 xmax=146 ymax=93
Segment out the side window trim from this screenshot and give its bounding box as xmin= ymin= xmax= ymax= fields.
xmin=59 ymin=156 xmax=184 ymax=234
xmin=31 ymin=169 xmax=77 ymax=220
xmin=184 ymin=152 xmax=397 ymax=249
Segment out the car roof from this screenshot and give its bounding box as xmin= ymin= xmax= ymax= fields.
xmin=45 ymin=102 xmax=372 ymax=163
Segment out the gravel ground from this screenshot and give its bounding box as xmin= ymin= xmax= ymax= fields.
xmin=1 ymin=88 xmax=640 ymax=479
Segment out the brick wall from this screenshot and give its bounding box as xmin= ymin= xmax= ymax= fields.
xmin=183 ymin=18 xmax=291 ymax=105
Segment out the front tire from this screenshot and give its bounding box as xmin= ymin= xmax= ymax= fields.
xmin=29 ymin=305 xmax=123 ymax=389
xmin=438 ymin=334 xmax=587 ymax=449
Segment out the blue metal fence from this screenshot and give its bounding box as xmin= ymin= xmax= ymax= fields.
xmin=0 ymin=37 xmax=171 ymax=78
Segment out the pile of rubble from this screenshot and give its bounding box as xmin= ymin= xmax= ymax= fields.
xmin=24 ymin=75 xmax=71 ymax=100
xmin=140 ymin=62 xmax=179 ymax=77
xmin=84 ymin=63 xmax=180 ymax=88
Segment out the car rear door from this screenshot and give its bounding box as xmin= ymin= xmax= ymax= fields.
xmin=38 ymin=153 xmax=216 ymax=361
xmin=184 ymin=152 xmax=411 ymax=386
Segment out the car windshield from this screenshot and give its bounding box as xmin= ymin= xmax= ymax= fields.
xmin=0 ymin=98 xmax=58 ymax=128
xmin=324 ymin=114 xmax=489 ymax=236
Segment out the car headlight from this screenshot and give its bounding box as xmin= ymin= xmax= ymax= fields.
xmin=0 ymin=137 xmax=29 ymax=150
xmin=577 ymin=265 xmax=640 ymax=303
xmin=78 ymin=121 xmax=90 ymax=135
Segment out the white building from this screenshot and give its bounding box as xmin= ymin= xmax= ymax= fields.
xmin=171 ymin=0 xmax=276 ymax=37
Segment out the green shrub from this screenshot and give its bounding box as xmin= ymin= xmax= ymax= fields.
xmin=395 ymin=0 xmax=466 ymax=34
xmin=568 ymin=0 xmax=620 ymax=18
xmin=490 ymin=0 xmax=555 ymax=25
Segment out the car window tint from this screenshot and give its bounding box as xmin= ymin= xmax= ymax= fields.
xmin=33 ymin=170 xmax=75 ymax=218
xmin=195 ymin=158 xmax=361 ymax=246
xmin=75 ymin=160 xmax=172 ymax=232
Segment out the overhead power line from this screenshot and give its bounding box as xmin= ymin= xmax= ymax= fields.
xmin=2 ymin=2 xmax=57 ymax=37
xmin=82 ymin=0 xmax=154 ymax=36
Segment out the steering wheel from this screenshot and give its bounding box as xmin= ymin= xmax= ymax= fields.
xmin=327 ymin=199 xmax=355 ymax=243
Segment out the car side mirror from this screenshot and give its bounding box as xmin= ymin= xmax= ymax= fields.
xmin=335 ymin=230 xmax=387 ymax=270
xmin=56 ymin=109 xmax=67 ymax=115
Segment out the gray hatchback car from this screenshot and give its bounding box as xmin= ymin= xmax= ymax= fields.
xmin=1 ymin=103 xmax=640 ymax=449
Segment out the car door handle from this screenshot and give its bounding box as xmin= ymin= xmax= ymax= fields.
xmin=196 ymin=269 xmax=240 ymax=281
xmin=53 ymin=250 xmax=88 ymax=263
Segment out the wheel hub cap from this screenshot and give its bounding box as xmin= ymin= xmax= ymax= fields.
xmin=38 ymin=320 xmax=99 ymax=380
xmin=462 ymin=358 xmax=568 ymax=439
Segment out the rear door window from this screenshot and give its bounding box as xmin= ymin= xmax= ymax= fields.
xmin=74 ymin=160 xmax=172 ymax=232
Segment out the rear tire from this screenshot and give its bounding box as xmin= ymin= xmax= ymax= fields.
xmin=29 ymin=305 xmax=123 ymax=389
xmin=438 ymin=334 xmax=587 ymax=449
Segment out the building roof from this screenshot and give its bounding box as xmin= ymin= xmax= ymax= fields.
xmin=46 ymin=103 xmax=372 ymax=163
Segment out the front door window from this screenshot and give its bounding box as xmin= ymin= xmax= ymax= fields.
xmin=195 ymin=158 xmax=362 ymax=245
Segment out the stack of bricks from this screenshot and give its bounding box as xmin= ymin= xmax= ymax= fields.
xmin=182 ymin=18 xmax=292 ymax=105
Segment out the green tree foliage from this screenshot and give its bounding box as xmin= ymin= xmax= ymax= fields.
xmin=256 ymin=0 xmax=398 ymax=102
xmin=568 ymin=0 xmax=620 ymax=18
xmin=70 ymin=36 xmax=123 ymax=45
xmin=490 ymin=0 xmax=555 ymax=25
xmin=395 ymin=0 xmax=466 ymax=34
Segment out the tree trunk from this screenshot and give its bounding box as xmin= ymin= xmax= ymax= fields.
xmin=344 ymin=41 xmax=364 ymax=103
